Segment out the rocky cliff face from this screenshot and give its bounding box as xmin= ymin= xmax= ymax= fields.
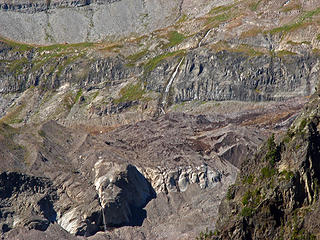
xmin=0 ymin=0 xmax=121 ymax=13
xmin=213 ymin=85 xmax=320 ymax=239
xmin=2 ymin=40 xmax=319 ymax=99
xmin=147 ymin=49 xmax=319 ymax=103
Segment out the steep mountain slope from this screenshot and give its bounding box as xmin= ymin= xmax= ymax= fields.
xmin=1 ymin=0 xmax=320 ymax=239
xmin=212 ymin=84 xmax=320 ymax=240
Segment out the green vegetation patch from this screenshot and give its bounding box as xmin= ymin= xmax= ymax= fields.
xmin=176 ymin=14 xmax=188 ymax=24
xmin=100 ymin=44 xmax=123 ymax=52
xmin=226 ymin=184 xmax=235 ymax=200
xmin=38 ymin=130 xmax=46 ymax=138
xmin=0 ymin=132 xmax=24 ymax=153
xmin=240 ymin=28 xmax=263 ymax=39
xmin=312 ymin=48 xmax=320 ymax=55
xmin=196 ymin=228 xmax=214 ymax=240
xmin=113 ymin=83 xmax=145 ymax=104
xmin=261 ymin=166 xmax=277 ymax=179
xmin=234 ymin=44 xmax=264 ymax=57
xmin=31 ymin=42 xmax=93 ymax=75
xmin=269 ymin=22 xmax=306 ymax=35
xmin=210 ymin=42 xmax=265 ymax=57
xmin=242 ymin=174 xmax=255 ymax=184
xmin=31 ymin=50 xmax=84 ymax=81
xmin=241 ymin=207 xmax=254 ymax=217
xmin=74 ymin=88 xmax=83 ymax=103
xmin=299 ymin=118 xmax=307 ymax=132
xmin=162 ymin=31 xmax=186 ymax=49
xmin=282 ymin=3 xmax=302 ymax=12
xmin=0 ymin=36 xmax=94 ymax=55
xmin=206 ymin=3 xmax=237 ymax=26
xmin=127 ymin=49 xmax=148 ymax=63
xmin=280 ymin=170 xmax=294 ymax=181
xmin=32 ymin=52 xmax=65 ymax=72
xmin=9 ymin=58 xmax=29 ymax=76
xmin=209 ymin=4 xmax=233 ymax=15
xmin=206 ymin=12 xmax=233 ymax=26
xmin=0 ymin=36 xmax=32 ymax=52
xmin=242 ymin=191 xmax=252 ymax=206
xmin=268 ymin=7 xmax=320 ymax=35
xmin=242 ymin=188 xmax=262 ymax=207
xmin=0 ymin=103 xmax=26 ymax=125
xmin=249 ymin=0 xmax=262 ymax=11
xmin=265 ymin=134 xmax=281 ymax=166
xmin=38 ymin=42 xmax=94 ymax=52
xmin=283 ymin=130 xmax=295 ymax=144
xmin=144 ymin=50 xmax=185 ymax=72
xmin=276 ymin=50 xmax=297 ymax=57
xmin=0 ymin=122 xmax=25 ymax=154
xmin=0 ymin=122 xmax=18 ymax=138
xmin=300 ymin=7 xmax=320 ymax=21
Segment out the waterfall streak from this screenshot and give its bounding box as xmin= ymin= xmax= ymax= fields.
xmin=198 ymin=29 xmax=212 ymax=48
xmin=164 ymin=57 xmax=184 ymax=94
xmin=161 ymin=57 xmax=184 ymax=106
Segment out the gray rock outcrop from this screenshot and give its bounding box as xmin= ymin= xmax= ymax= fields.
xmin=1 ymin=40 xmax=318 ymax=107
xmin=0 ymin=0 xmax=181 ymax=44
xmin=147 ymin=49 xmax=320 ymax=103
xmin=94 ymin=161 xmax=156 ymax=227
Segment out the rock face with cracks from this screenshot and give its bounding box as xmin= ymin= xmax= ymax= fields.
xmin=147 ymin=49 xmax=320 ymax=103
xmin=93 ymin=162 xmax=156 ymax=228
